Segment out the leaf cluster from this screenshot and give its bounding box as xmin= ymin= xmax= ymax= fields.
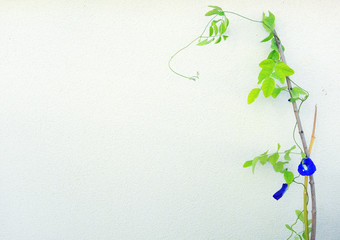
xmin=243 ymin=144 xmax=297 ymax=185
xmin=197 ymin=6 xmax=229 ymax=46
xmin=247 ymin=12 xmax=309 ymax=104
xmin=285 ymin=210 xmax=312 ymax=239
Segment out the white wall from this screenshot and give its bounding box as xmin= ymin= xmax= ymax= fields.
xmin=1 ymin=0 xmax=339 ymax=239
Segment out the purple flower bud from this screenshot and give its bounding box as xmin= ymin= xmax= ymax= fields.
xmin=298 ymin=158 xmax=316 ymax=176
xmin=273 ymin=183 xmax=288 ymax=200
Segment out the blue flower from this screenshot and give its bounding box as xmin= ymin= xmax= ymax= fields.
xmin=298 ymin=158 xmax=316 ymax=176
xmin=273 ymin=183 xmax=288 ymax=200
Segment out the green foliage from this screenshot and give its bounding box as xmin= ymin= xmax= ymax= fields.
xmin=170 ymin=7 xmax=313 ymax=239
xmin=261 ymin=32 xmax=273 ymax=42
xmin=271 ymin=86 xmax=287 ymax=98
xmin=261 ymin=77 xmax=275 ymax=97
xmin=296 ymin=210 xmax=305 ymax=223
xmin=285 ymin=224 xmax=293 ymax=231
xmin=284 ymin=145 xmax=296 ymax=160
xmin=243 ymin=160 xmax=252 ymax=168
xmin=247 ymin=88 xmax=261 ymax=104
xmin=245 ymin=144 xmax=297 ymax=176
xmin=205 ymin=9 xmax=220 ymax=16
xmin=291 ymin=87 xmax=308 ymax=100
xmin=259 ymin=59 xmax=276 ymax=70
xmin=273 ymin=161 xmax=287 ymax=172
xmin=257 ymin=69 xmax=272 ymax=84
xmin=197 ymin=6 xmax=229 ymax=46
xmin=284 ymin=169 xmax=295 ymax=184
xmin=267 ymin=50 xmax=279 ymax=60
xmin=250 ymin=17 xmax=296 ymax=103
xmin=262 ymin=11 xmax=275 ymax=32
xmin=268 ymin=152 xmax=279 ymax=165
xmin=275 ymin=62 xmax=295 ymax=76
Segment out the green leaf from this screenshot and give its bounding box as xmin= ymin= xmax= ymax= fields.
xmin=271 ymin=38 xmax=279 ymax=52
xmin=273 ymin=161 xmax=286 ymax=172
xmin=284 ymin=170 xmax=294 ymax=184
xmin=252 ymin=157 xmax=259 ymax=174
xmin=206 ymin=38 xmax=215 ymax=44
xmin=308 ymin=219 xmax=312 ymax=226
xmin=268 ymin=153 xmax=279 ymax=165
xmin=290 ymin=88 xmax=299 ymax=98
xmin=223 ymin=35 xmax=228 ymax=41
xmin=261 ymin=33 xmax=273 ymax=42
xmin=205 ymin=9 xmax=220 ymax=16
xmin=208 ymin=5 xmax=222 ymax=10
xmin=295 ymin=210 xmax=305 ymax=223
xmin=258 ymin=69 xmax=272 ymax=84
xmin=243 ymin=160 xmax=252 ymax=168
xmin=215 ymin=36 xmax=222 ymax=44
xmin=271 ymin=38 xmax=285 ymax=52
xmin=247 ymin=88 xmax=261 ymax=104
xmin=292 ymin=87 xmax=307 ymax=97
xmin=224 ymin=17 xmax=229 ymax=27
xmin=277 ymin=143 xmax=281 ymax=151
xmin=271 ymin=87 xmax=282 ymax=98
xmin=275 ymin=61 xmax=295 ymax=76
xmin=212 ymin=21 xmax=218 ymax=35
xmin=262 ymin=11 xmax=275 ymax=32
xmin=261 ymin=77 xmax=275 ymax=97
xmin=259 ymin=59 xmax=276 ymax=70
xmin=257 ymin=152 xmax=269 ymax=165
xmin=285 ymin=224 xmax=293 ymax=231
xmin=272 ymin=71 xmax=286 ymax=84
xmin=219 ymin=22 xmax=226 ymax=34
xmin=197 ymin=39 xmax=209 ymax=46
xmin=209 ymin=26 xmax=214 ymax=37
xmin=302 ymin=229 xmax=311 ymax=240
xmin=284 ymin=145 xmax=296 ymax=160
xmin=288 ymin=97 xmax=299 ymax=103
xmin=267 ymin=50 xmax=279 ymax=61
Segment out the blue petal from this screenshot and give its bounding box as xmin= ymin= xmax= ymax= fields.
xmin=273 ymin=183 xmax=288 ymax=200
xmin=298 ymin=158 xmax=316 ymax=176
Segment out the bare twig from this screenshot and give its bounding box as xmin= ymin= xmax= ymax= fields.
xmin=273 ymin=30 xmax=316 ymax=240
xmin=308 ymin=106 xmax=317 ymax=240
xmin=304 ymin=105 xmax=317 ymax=239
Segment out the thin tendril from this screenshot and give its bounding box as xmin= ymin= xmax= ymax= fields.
xmin=223 ymin=11 xmax=263 ymax=23
xmin=168 ymin=16 xmax=218 ymax=81
xmin=287 ymin=212 xmax=303 ymax=240
xmin=290 ymin=79 xmax=310 ymax=97
xmin=169 ymin=10 xmax=264 ymax=81
xmin=277 ymin=151 xmax=302 ymax=155
xmin=293 ymin=180 xmax=309 ymax=204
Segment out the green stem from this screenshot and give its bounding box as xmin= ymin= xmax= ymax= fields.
xmin=168 ymin=16 xmax=218 ymax=81
xmin=223 ymin=11 xmax=263 ymax=23
xmin=168 ymin=36 xmax=200 ymax=81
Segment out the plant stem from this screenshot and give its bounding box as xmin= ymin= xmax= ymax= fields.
xmin=308 ymin=106 xmax=317 ymax=239
xmin=303 ymin=106 xmax=317 ymax=240
xmin=303 ymin=175 xmax=309 ymax=240
xmin=272 ymin=30 xmax=316 ymax=240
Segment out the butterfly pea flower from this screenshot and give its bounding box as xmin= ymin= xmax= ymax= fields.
xmin=298 ymin=158 xmax=316 ymax=176
xmin=273 ymin=183 xmax=288 ymax=200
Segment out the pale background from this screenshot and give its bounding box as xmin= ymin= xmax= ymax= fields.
xmin=0 ymin=0 xmax=339 ymax=239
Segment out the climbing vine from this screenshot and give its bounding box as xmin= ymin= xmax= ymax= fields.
xmin=169 ymin=6 xmax=317 ymax=240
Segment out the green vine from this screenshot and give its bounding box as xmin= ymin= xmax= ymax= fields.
xmin=169 ymin=5 xmax=317 ymax=239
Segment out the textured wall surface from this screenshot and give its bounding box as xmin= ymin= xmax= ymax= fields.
xmin=0 ymin=1 xmax=339 ymax=239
